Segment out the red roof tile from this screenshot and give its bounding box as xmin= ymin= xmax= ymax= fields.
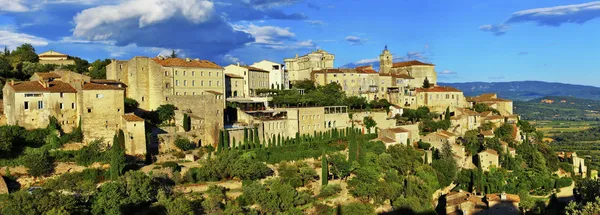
xmin=152 ymin=57 xmax=222 ymax=69
xmin=392 ymin=60 xmax=434 ymax=68
xmin=415 ymin=86 xmax=462 ymax=93
xmin=225 ymin=73 xmax=244 ymax=78
xmin=480 ymin=149 xmax=498 ymax=156
xmin=388 ymin=127 xmax=410 ymax=133
xmin=241 ymin=66 xmax=269 ymax=73
xmin=48 ymin=81 xmax=77 ymax=93
xmin=8 ymin=81 xmax=47 ymax=92
xmin=122 ymin=114 xmax=144 ymax=122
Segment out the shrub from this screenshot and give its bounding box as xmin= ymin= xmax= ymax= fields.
xmin=173 ymin=151 xmax=185 ymax=159
xmin=318 ymin=184 xmax=342 ymax=198
xmin=174 ymin=137 xmax=195 ymax=151
xmin=417 ymin=141 xmax=431 ymax=150
xmin=23 ymin=150 xmax=54 ymax=177
xmin=161 ymin=161 xmax=181 ymax=172
xmin=75 ymin=140 xmax=107 ymax=166
xmin=556 ymin=177 xmax=573 ymax=188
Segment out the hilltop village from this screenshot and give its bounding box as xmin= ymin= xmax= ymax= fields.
xmin=0 ymin=45 xmax=595 ymax=214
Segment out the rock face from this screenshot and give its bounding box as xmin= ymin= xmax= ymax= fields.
xmin=0 ymin=176 xmax=9 ymax=194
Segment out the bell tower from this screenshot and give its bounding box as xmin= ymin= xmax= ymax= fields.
xmin=379 ymin=45 xmax=393 ymax=74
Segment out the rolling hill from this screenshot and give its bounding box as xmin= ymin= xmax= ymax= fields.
xmin=439 ymin=81 xmax=600 ymax=101
xmin=513 ymin=96 xmax=600 ymax=121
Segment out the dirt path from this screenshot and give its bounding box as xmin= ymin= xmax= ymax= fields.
xmin=556 ymin=181 xmax=575 ymax=203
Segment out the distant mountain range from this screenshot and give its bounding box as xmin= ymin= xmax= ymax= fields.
xmin=439 ymin=81 xmax=600 ymax=101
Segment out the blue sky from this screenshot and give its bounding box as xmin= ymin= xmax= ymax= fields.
xmin=1 ymin=0 xmax=599 ymax=86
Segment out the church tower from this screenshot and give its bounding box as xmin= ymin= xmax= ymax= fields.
xmin=379 ymin=45 xmax=393 ymax=74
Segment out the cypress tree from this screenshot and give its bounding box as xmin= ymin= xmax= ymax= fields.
xmin=183 ymin=113 xmax=190 ymax=131
xmin=295 ymin=132 xmax=300 ymax=144
xmin=109 ymin=132 xmax=126 ymax=180
xmin=232 ymin=137 xmax=236 ymax=150
xmin=348 ymin=138 xmax=357 ymax=163
xmin=248 ymin=128 xmax=254 ymax=145
xmin=277 ymin=134 xmax=281 ymax=146
xmin=445 ymin=106 xmax=451 ymax=121
xmin=321 ymin=154 xmax=328 ymax=186
xmin=244 ymin=128 xmax=249 ymax=143
xmin=224 ymin=130 xmax=230 ymax=150
xmin=254 ymin=128 xmax=260 ymax=147
xmin=217 ymin=130 xmax=224 ymax=153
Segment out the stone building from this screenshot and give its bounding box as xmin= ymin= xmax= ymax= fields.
xmin=251 ymin=60 xmax=288 ymax=90
xmin=284 ymin=49 xmax=334 ymax=82
xmin=485 ymin=193 xmax=520 ymax=215
xmin=2 ymin=70 xmax=147 ymax=156
xmin=557 ymin=152 xmax=588 ymax=177
xmin=376 ymin=127 xmax=411 ymax=147
xmin=106 ymin=56 xmax=225 ymax=110
xmin=415 ymin=86 xmax=467 ymax=113
xmin=449 ymin=108 xmax=482 ymax=135
xmin=379 ymin=46 xmax=437 ymax=86
xmin=478 ymin=149 xmax=499 ymax=171
xmin=223 ymin=64 xmax=270 ymax=97
xmin=445 ymin=191 xmax=487 ymax=215
xmin=225 ymin=73 xmax=244 ymax=98
xmin=38 ymin=50 xmax=75 ymax=65
xmin=121 ymin=114 xmax=147 ymax=156
xmin=468 ymin=94 xmax=514 ymax=116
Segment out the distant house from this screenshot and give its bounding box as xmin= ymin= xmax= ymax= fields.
xmin=38 ymin=50 xmax=76 ymax=65
xmin=376 ymin=127 xmax=411 ymax=147
xmin=445 ymin=190 xmax=487 ymax=215
xmin=478 ymin=149 xmax=499 ymax=171
xmin=486 ymin=192 xmax=520 ymax=215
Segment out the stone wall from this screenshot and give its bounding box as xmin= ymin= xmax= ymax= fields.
xmin=121 ymin=117 xmax=147 ymax=156
xmin=81 ymin=89 xmax=124 ymax=144
xmin=167 ymin=95 xmax=224 ymax=148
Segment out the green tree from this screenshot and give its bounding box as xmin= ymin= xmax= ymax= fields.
xmin=322 ymin=154 xmax=329 ymax=186
xmin=10 ymin=44 xmax=38 ymax=64
xmin=156 ymin=104 xmax=176 ymax=125
xmin=124 ymin=98 xmax=139 ymax=113
xmin=23 ymin=150 xmax=54 ymax=177
xmin=109 ymin=133 xmax=126 ymax=180
xmin=170 ymin=50 xmax=177 ymax=58
xmin=363 ymin=116 xmax=377 ymax=134
xmin=422 ymin=77 xmax=431 ymax=88
xmin=175 ymin=137 xmax=195 ymax=151
xmin=183 ymin=113 xmax=191 ymax=131
xmin=218 ymin=130 xmax=224 ymax=152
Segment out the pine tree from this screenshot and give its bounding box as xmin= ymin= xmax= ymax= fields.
xmin=3 ymin=46 xmax=9 ymax=57
xmin=321 ymin=154 xmax=328 ymax=186
xmin=423 ymin=77 xmax=431 ymax=88
xmin=109 ymin=132 xmax=126 ymax=180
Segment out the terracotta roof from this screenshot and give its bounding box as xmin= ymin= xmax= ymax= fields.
xmin=205 ymin=90 xmax=223 ymax=95
xmin=480 ymin=149 xmax=498 ymax=156
xmin=486 ymin=193 xmax=520 ymax=203
xmin=312 ymin=68 xmax=357 ymax=74
xmin=468 ymin=94 xmax=511 ymax=103
xmin=355 ymin=66 xmax=378 ymax=74
xmin=241 ymin=66 xmax=269 ymax=73
xmin=90 ymin=79 xmax=127 ymax=86
xmin=415 ymin=86 xmax=462 ymax=93
xmin=457 ymin=108 xmax=479 ymax=116
xmin=485 ymin=115 xmax=504 ymax=121
xmin=481 ymin=130 xmax=494 ymax=136
xmin=388 ymin=127 xmax=410 ymax=133
xmin=48 ymin=81 xmax=77 ymax=93
xmin=38 ymin=50 xmax=68 ymax=57
xmin=355 ymin=65 xmax=372 ymax=70
xmin=438 ymin=130 xmax=456 ymax=138
xmin=376 ymin=137 xmax=396 ymax=143
xmin=82 ymin=82 xmax=124 ymax=90
xmin=392 ymin=60 xmax=434 ymax=68
xmin=152 ymin=57 xmax=222 ymax=69
xmin=392 ymin=74 xmax=415 ymax=79
xmin=500 ymin=140 xmax=508 ymax=146
xmin=122 ymin=114 xmax=144 ymax=122
xmin=225 ymin=73 xmax=244 ymax=78
xmin=480 ymin=111 xmax=493 ymax=117
xmin=8 ymin=81 xmax=48 ymax=92
xmin=34 ymin=72 xmax=62 ymax=79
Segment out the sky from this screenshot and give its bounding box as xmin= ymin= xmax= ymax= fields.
xmin=1 ymin=0 xmax=599 ymax=86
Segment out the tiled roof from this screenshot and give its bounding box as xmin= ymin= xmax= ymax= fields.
xmin=312 ymin=68 xmax=357 ymax=74
xmin=480 ymin=149 xmax=498 ymax=156
xmin=35 ymin=72 xmax=62 ymax=79
xmin=152 ymin=57 xmax=222 ymax=69
xmin=415 ymin=86 xmax=462 ymax=93
xmin=82 ymin=82 xmax=124 ymax=90
xmin=90 ymin=79 xmax=127 ymax=86
xmin=241 ymin=66 xmax=269 ymax=72
xmin=8 ymin=81 xmax=48 ymax=92
xmin=376 ymin=137 xmax=396 ymax=143
xmin=48 ymin=81 xmax=77 ymax=93
xmin=388 ymin=127 xmax=410 ymax=133
xmin=446 ymin=192 xmax=486 ymax=206
xmin=479 ymin=111 xmax=493 ymax=117
xmin=486 ymin=193 xmax=520 ymax=203
xmin=38 ymin=50 xmax=68 ymax=57
xmin=355 ymin=66 xmax=378 ymax=74
xmin=485 ymin=115 xmax=504 ymax=121
xmin=392 ymin=74 xmax=415 ymax=79
xmin=122 ymin=114 xmax=144 ymax=122
xmin=438 ymin=130 xmax=456 ymax=138
xmin=392 ymin=60 xmax=434 ymax=68
xmin=457 ymin=108 xmax=480 ymax=116
xmin=481 ymin=130 xmax=494 ymax=136
xmin=468 ymin=94 xmax=511 ymax=103
xmin=225 ymin=73 xmax=244 ymax=78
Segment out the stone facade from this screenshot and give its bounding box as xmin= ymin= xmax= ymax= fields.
xmin=468 ymin=94 xmax=514 ymax=116
xmin=445 ymin=191 xmax=487 ymax=215
xmin=284 ymin=49 xmax=334 ymax=82
xmin=81 ymin=83 xmax=125 ymax=144
xmin=121 ymin=114 xmax=147 ymax=156
xmin=478 ymin=149 xmax=499 ymax=171
xmin=224 ymin=64 xmax=270 ymax=97
xmin=377 ymin=127 xmax=411 ymax=147
xmin=251 ymin=60 xmax=289 ymax=90
xmin=38 ymin=50 xmax=75 ymax=65
xmin=225 ymin=74 xmax=244 ymax=98
xmin=379 ymin=47 xmax=437 ymax=86
xmin=415 ymin=86 xmax=467 ymax=113
xmin=106 ymin=56 xmax=225 ymax=110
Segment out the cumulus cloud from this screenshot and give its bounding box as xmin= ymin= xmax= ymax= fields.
xmin=345 ymin=36 xmax=364 ymax=45
xmin=296 ymin=40 xmax=315 ymax=47
xmin=0 ymin=0 xmax=29 ymax=12
xmin=481 ymin=2 xmax=600 ymax=35
xmin=234 ymin=24 xmax=295 ymax=45
xmin=72 ymin=0 xmax=253 ymax=58
xmin=0 ymin=29 xmax=49 ymax=49
xmin=223 ymin=54 xmax=242 ymax=64
xmin=479 ymin=24 xmax=510 ymax=36
xmin=218 ymin=0 xmax=306 ymax=21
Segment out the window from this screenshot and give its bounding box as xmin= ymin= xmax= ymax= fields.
xmin=176 ymin=92 xmax=179 ymax=95
xmin=141 ymin=97 xmax=145 ymax=102
xmin=192 ymin=81 xmax=195 ymax=86
xmin=184 ymin=80 xmax=187 ymax=86
xmin=217 ymin=72 xmax=219 ymax=76
xmin=176 ymin=80 xmax=179 ymax=86
xmin=201 ymin=81 xmax=204 ymax=86
xmin=192 ymin=92 xmax=196 ymax=95
xmin=273 ymin=65 xmax=280 ymax=70
xmin=96 ymin=94 xmax=104 ymax=98
xmin=175 ymin=71 xmax=178 ymax=76
xmin=183 ymin=71 xmax=186 ymax=76
xmin=209 ymin=81 xmax=212 ymax=86
xmin=192 ymin=71 xmax=195 ymax=76
xmin=235 ymin=81 xmax=238 ymax=87
xmin=60 ymin=103 xmax=63 ymax=109
xmin=184 ymin=92 xmax=187 ymax=95
xmin=166 ymin=83 xmax=170 ymax=89
xmin=24 ymin=101 xmax=29 ymax=110
xmin=164 ymin=71 xmax=168 ymax=76
xmin=38 ymin=101 xmax=43 ymax=109
xmin=201 ymin=71 xmax=204 ymax=76
xmin=87 ymin=108 xmax=92 ymax=113
xmin=60 ymin=93 xmax=64 ymax=98
xmin=209 ymin=72 xmax=212 ymax=76
xmin=118 ymin=108 xmax=121 ymax=112
xmin=217 ymin=81 xmax=220 ymax=86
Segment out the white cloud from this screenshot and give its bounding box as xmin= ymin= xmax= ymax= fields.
xmin=296 ymin=40 xmax=315 ymax=47
xmin=0 ymin=0 xmax=29 ymax=12
xmin=223 ymin=54 xmax=241 ymax=64
xmin=73 ymin=0 xmax=215 ymax=39
xmin=306 ymin=20 xmax=325 ymax=25
xmin=0 ymin=30 xmax=48 ymax=49
xmin=439 ymin=70 xmax=456 ymax=75
xmin=507 ymin=1 xmax=600 ymax=26
xmin=479 ymin=24 xmax=510 ymax=36
xmin=345 ymin=35 xmax=364 ymax=45
xmin=233 ymin=24 xmax=295 ymax=45
xmin=355 ymin=58 xmax=378 ymax=64
xmin=243 ymin=0 xmax=301 ymax=9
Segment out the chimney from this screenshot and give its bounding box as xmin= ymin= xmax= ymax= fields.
xmin=500 ymin=192 xmax=507 ymax=200
xmin=237 ymin=62 xmax=240 ymax=67
xmin=185 ymin=58 xmax=191 ymax=62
